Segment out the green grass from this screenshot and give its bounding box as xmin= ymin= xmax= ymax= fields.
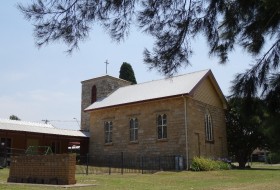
xmin=0 ymin=163 xmax=280 ymax=190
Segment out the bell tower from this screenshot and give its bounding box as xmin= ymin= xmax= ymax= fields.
xmin=80 ymin=75 xmax=131 ymax=131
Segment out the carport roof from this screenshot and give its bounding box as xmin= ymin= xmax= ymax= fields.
xmin=0 ymin=119 xmax=90 ymax=138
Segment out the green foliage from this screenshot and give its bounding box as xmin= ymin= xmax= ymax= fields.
xmin=19 ymin=1 xmax=280 ymax=77
xmin=226 ymin=97 xmax=266 ymax=169
xmin=262 ymin=114 xmax=280 ymax=153
xmin=264 ymin=74 xmax=280 ymax=114
xmin=268 ymin=152 xmax=280 ymax=164
xmin=191 ymin=157 xmax=230 ymax=171
xmin=119 ymin=62 xmax=137 ymax=84
xmin=9 ymin=115 xmax=20 ymax=120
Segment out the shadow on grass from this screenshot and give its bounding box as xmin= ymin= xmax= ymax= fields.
xmin=231 ymin=167 xmax=280 ymax=171
xmin=247 ymin=167 xmax=280 ymax=171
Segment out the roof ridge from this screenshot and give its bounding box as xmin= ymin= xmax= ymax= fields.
xmin=116 ymin=69 xmax=210 ymax=89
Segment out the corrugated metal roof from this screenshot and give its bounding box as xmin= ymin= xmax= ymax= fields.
xmin=85 ymin=69 xmax=210 ymax=111
xmin=0 ymin=119 xmax=89 ymax=138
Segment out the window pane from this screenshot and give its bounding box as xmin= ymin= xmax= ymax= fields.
xmin=134 ymin=118 xmax=138 ymax=129
xmin=163 ymin=125 xmax=167 ymax=138
xmin=158 ymin=115 xmax=162 ymax=125
xmin=209 ymin=116 xmax=213 ymax=140
xmin=131 ymin=118 xmax=139 ymax=141
xmin=130 ymin=118 xmax=134 ymax=141
xmin=157 ymin=114 xmax=167 ymax=139
xmin=104 ymin=121 xmax=113 ymax=143
xmin=135 ymin=127 xmax=138 ymax=140
xmin=91 ymin=85 xmax=97 ymax=103
xmin=110 ymin=132 xmax=112 ymax=143
xmin=158 ymin=126 xmax=162 ymax=139
xmin=109 ymin=122 xmax=112 ymax=131
xmin=130 ymin=129 xmax=133 ymax=141
xmin=130 ymin=119 xmax=133 ymax=129
xmin=205 ymin=113 xmax=213 ymax=141
xmin=162 ymin=114 xmax=167 ymax=125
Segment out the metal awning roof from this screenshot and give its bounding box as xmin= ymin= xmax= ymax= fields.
xmin=0 ymin=119 xmax=89 ymax=138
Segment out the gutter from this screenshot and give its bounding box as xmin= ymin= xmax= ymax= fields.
xmin=183 ymin=95 xmax=189 ymax=170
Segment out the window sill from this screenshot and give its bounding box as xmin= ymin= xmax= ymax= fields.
xmin=157 ymin=138 xmax=168 ymax=142
xmin=104 ymin=142 xmax=113 ymax=146
xmin=205 ymin=140 xmax=215 ymax=144
xmin=129 ymin=141 xmax=139 ymax=144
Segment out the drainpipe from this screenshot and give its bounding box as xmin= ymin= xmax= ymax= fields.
xmin=183 ymin=95 xmax=189 ymax=170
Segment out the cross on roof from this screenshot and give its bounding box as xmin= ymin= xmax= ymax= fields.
xmin=105 ymin=60 xmax=109 ymax=74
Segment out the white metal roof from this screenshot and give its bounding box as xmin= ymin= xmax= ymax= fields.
xmin=85 ymin=69 xmax=211 ymax=111
xmin=0 ymin=119 xmax=89 ymax=137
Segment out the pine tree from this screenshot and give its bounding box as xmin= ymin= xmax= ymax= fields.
xmin=119 ymin=62 xmax=137 ymax=84
xmin=18 ymin=0 xmax=280 ymax=93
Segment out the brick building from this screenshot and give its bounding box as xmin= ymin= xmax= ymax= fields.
xmin=0 ymin=119 xmax=89 ymax=159
xmin=82 ymin=70 xmax=228 ymax=168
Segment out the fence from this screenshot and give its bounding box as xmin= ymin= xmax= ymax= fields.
xmin=0 ymin=147 xmax=185 ymax=174
xmin=0 ymin=147 xmax=25 ymax=167
xmin=76 ymin=153 xmax=185 ymax=174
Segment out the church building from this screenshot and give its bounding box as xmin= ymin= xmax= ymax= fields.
xmin=81 ymin=69 xmax=228 ymax=168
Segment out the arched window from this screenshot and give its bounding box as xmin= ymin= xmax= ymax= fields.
xmin=129 ymin=118 xmax=138 ymax=142
xmin=104 ymin=121 xmax=113 ymax=143
xmin=205 ymin=109 xmax=214 ymax=141
xmin=157 ymin=114 xmax=167 ymax=139
xmin=91 ymin=85 xmax=97 ymax=103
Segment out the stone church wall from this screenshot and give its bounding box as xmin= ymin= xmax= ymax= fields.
xmin=186 ymin=99 xmax=228 ymax=161
xmin=81 ymin=76 xmax=131 ymax=131
xmin=84 ymin=73 xmax=228 ymax=168
xmin=89 ymin=97 xmax=187 ymax=160
xmin=89 ymin=95 xmax=227 ymax=168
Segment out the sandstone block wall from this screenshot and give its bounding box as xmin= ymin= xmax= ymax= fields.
xmin=86 ymin=74 xmax=228 ymax=169
xmin=81 ymin=76 xmax=131 ymax=131
xmin=89 ymin=97 xmax=187 ymax=160
xmin=187 ymin=99 xmax=228 ymax=161
xmin=8 ymin=154 xmax=76 ymax=185
xmin=89 ymin=95 xmax=227 ymax=168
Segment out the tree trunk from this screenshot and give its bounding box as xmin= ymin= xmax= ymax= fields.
xmin=237 ymin=151 xmax=248 ymax=169
xmin=238 ymin=161 xmax=246 ymax=169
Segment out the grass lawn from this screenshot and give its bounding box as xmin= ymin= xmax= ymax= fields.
xmin=0 ymin=163 xmax=279 ymax=190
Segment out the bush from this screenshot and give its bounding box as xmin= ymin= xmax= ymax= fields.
xmin=268 ymin=152 xmax=280 ymax=164
xmin=191 ymin=157 xmax=231 ymax=171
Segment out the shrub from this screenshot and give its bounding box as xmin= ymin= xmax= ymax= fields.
xmin=191 ymin=157 xmax=231 ymax=171
xmin=268 ymin=152 xmax=280 ymax=164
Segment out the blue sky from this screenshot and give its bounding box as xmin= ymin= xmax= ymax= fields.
xmin=0 ymin=1 xmax=254 ymax=129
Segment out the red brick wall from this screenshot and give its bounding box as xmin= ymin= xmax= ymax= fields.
xmin=8 ymin=154 xmax=76 ymax=185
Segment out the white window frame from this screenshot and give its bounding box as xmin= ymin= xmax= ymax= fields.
xmin=129 ymin=118 xmax=138 ymax=142
xmin=205 ymin=110 xmax=214 ymax=141
xmin=157 ymin=114 xmax=167 ymax=139
xmin=104 ymin=121 xmax=113 ymax=143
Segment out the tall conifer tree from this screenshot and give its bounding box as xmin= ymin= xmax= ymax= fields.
xmin=119 ymin=62 xmax=137 ymax=84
